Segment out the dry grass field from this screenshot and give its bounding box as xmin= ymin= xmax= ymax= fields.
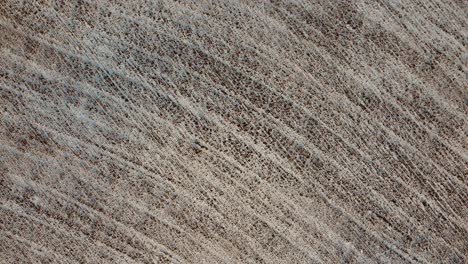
xmin=0 ymin=0 xmax=467 ymax=263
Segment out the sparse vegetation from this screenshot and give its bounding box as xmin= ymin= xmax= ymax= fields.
xmin=0 ymin=0 xmax=467 ymax=263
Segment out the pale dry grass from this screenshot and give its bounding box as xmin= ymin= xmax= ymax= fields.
xmin=0 ymin=0 xmax=467 ymax=263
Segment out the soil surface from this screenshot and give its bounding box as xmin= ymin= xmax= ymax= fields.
xmin=1 ymin=1 xmax=467 ymax=263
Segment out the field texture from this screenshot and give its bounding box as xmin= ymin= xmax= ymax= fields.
xmin=0 ymin=0 xmax=467 ymax=263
